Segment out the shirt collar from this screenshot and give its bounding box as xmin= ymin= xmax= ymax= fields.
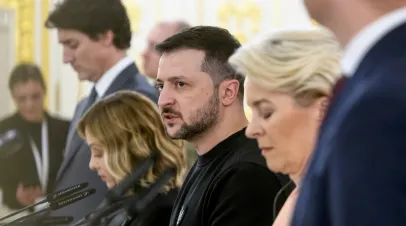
xmin=341 ymin=7 xmax=406 ymax=76
xmin=94 ymin=56 xmax=133 ymax=97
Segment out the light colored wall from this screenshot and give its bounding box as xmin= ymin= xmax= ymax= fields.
xmin=49 ymin=0 xmax=314 ymax=119
xmin=0 ymin=0 xmax=314 ymax=215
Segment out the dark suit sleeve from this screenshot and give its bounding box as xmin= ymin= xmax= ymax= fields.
xmin=2 ymin=183 xmax=23 ymax=209
xmin=327 ymin=61 xmax=406 ymax=226
xmin=59 ymin=118 xmax=71 ymax=145
xmin=208 ymin=163 xmax=282 ymax=226
xmin=0 ymin=115 xmax=23 ymax=209
xmin=133 ymin=74 xmax=159 ymax=104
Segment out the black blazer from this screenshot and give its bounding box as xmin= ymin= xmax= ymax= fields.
xmin=0 ymin=112 xmax=70 ymax=209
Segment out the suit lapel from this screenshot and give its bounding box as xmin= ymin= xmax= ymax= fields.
xmin=102 ymin=63 xmax=138 ymax=98
xmin=56 ymin=100 xmax=89 ymax=181
xmin=56 ymin=63 xmax=138 ymax=182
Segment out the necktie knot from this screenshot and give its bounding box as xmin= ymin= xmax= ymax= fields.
xmin=89 ymin=87 xmax=98 ymax=100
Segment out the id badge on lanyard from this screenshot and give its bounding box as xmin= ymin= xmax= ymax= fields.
xmin=29 ymin=120 xmax=49 ymax=193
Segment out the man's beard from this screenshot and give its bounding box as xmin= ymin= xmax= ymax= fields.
xmin=162 ymin=90 xmax=219 ymax=140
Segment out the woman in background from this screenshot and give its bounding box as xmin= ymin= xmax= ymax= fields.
xmin=77 ymin=90 xmax=187 ymax=226
xmin=0 ymin=63 xmax=70 ymax=210
xmin=229 ymin=28 xmax=341 ymax=225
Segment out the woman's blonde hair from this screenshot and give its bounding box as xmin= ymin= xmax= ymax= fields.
xmin=229 ymin=28 xmax=342 ymax=106
xmin=77 ymin=90 xmax=186 ymax=193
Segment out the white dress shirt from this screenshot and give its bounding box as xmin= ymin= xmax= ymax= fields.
xmin=341 ymin=7 xmax=406 ymax=76
xmin=94 ymin=56 xmax=133 ymax=98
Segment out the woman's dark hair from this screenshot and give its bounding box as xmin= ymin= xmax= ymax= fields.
xmin=8 ymin=63 xmax=46 ymax=91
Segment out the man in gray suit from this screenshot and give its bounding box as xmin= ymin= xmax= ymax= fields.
xmin=44 ymin=0 xmax=157 ymax=223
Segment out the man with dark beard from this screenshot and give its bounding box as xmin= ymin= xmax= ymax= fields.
xmin=155 ymin=26 xmax=291 ymax=226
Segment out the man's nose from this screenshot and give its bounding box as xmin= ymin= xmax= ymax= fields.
xmin=158 ymin=85 xmax=175 ymax=109
xmin=63 ymin=48 xmax=73 ymax=64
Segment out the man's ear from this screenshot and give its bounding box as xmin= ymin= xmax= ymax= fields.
xmin=99 ymin=31 xmax=114 ymax=46
xmin=219 ymin=79 xmax=240 ymax=106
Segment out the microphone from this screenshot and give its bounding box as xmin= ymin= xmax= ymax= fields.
xmin=73 ymin=157 xmax=154 ymax=226
xmin=71 ymin=200 xmax=125 ymax=226
xmin=6 ymin=216 xmax=73 ymax=225
xmin=104 ymin=156 xmax=155 ymax=205
xmin=49 ymin=188 xmax=96 ymax=211
xmin=84 ymin=168 xmax=176 ymax=226
xmin=1 ymin=189 xmax=95 ymax=226
xmin=128 ymin=168 xmax=175 ymax=213
xmin=0 ymin=182 xmax=89 ymax=222
xmin=33 ymin=216 xmax=73 ymax=225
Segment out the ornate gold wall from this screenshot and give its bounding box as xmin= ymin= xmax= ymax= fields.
xmin=217 ymin=0 xmax=261 ymax=44
xmin=41 ymin=0 xmax=50 ymax=109
xmin=0 ymin=0 xmax=50 ymax=108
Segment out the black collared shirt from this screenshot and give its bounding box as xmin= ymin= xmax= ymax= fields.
xmin=169 ymin=128 xmax=290 ymax=226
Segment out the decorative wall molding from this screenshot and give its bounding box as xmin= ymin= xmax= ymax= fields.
xmin=0 ymin=0 xmax=51 ymax=109
xmin=217 ymin=0 xmax=261 ymax=44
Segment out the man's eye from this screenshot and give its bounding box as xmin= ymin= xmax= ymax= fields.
xmin=69 ymin=43 xmax=78 ymax=49
xmin=176 ymin=81 xmax=185 ymax=88
xmin=155 ymin=84 xmax=163 ymax=91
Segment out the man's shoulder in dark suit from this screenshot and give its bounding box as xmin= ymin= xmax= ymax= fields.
xmin=0 ymin=113 xmax=21 ymax=131
xmin=292 ymin=22 xmax=406 ymax=226
xmin=131 ymin=73 xmax=158 ymax=103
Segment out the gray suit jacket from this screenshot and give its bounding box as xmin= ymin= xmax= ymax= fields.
xmin=50 ymin=63 xmax=158 ymax=224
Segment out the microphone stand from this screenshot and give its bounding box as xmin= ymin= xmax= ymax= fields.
xmin=0 ymin=200 xmax=47 ymax=223
xmin=82 ymin=168 xmax=176 ymax=226
xmin=1 ymin=216 xmax=73 ymax=226
xmin=126 ymin=169 xmax=175 ymax=215
xmin=0 ymin=182 xmax=88 ymax=223
xmin=75 ymin=155 xmax=155 ymax=226
xmin=0 ymin=208 xmax=50 ymax=226
xmin=104 ymin=156 xmax=155 ymax=205
xmin=1 ymin=188 xmax=95 ymax=226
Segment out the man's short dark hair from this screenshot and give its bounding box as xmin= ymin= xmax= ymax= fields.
xmin=155 ymin=26 xmax=245 ymax=101
xmin=9 ymin=63 xmax=46 ymax=91
xmin=45 ymin=0 xmax=132 ymax=50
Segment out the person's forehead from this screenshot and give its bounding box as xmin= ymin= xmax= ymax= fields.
xmin=245 ymin=80 xmax=270 ymax=104
xmin=157 ymin=50 xmax=209 ymax=81
xmin=162 ymin=49 xmax=205 ymax=66
xmin=149 ymin=24 xmax=178 ymax=43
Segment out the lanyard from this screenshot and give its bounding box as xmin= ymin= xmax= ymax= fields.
xmin=29 ymin=120 xmax=49 ymax=193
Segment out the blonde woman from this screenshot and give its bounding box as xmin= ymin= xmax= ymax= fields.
xmin=229 ymin=28 xmax=341 ymax=226
xmin=76 ymin=90 xmax=187 ymax=226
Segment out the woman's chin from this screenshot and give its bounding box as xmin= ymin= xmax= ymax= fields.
xmin=266 ymin=161 xmax=285 ymax=174
xmin=106 ymin=181 xmax=116 ymax=189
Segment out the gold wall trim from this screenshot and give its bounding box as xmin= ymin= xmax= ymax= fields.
xmin=0 ymin=0 xmax=35 ymax=63
xmin=217 ymin=0 xmax=261 ymax=44
xmin=18 ymin=0 xmax=35 ymax=63
xmin=41 ymin=0 xmax=50 ymax=109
